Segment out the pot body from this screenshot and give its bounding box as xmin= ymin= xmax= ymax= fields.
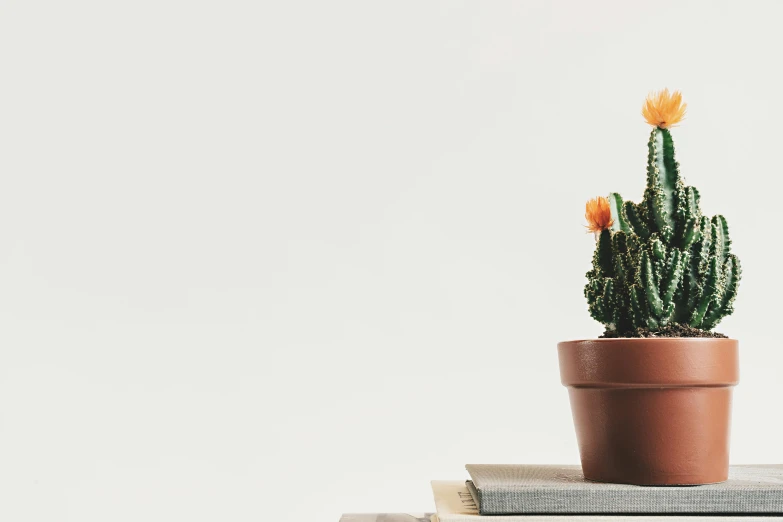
xmin=558 ymin=338 xmax=739 ymax=485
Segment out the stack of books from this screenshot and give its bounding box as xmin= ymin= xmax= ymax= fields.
xmin=340 ymin=464 xmax=783 ymax=522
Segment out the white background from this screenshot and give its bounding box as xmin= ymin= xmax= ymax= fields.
xmin=2 ymin=1 xmax=782 ymax=521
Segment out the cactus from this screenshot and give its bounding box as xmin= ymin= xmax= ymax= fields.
xmin=584 ymin=90 xmax=740 ymax=335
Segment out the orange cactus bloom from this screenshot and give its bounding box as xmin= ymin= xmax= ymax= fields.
xmin=585 ymin=196 xmax=614 ymax=234
xmin=642 ymin=89 xmax=687 ymax=129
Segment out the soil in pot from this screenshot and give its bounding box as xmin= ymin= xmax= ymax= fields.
xmin=600 ymin=323 xmax=728 ymax=338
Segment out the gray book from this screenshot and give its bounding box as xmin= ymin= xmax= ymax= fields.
xmin=431 ymin=481 xmax=783 ymax=521
xmin=466 ymin=464 xmax=783 ymax=515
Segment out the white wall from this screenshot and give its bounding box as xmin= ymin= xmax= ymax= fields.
xmin=2 ymin=1 xmax=782 ymax=521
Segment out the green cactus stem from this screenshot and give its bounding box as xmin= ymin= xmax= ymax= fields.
xmin=584 ymin=90 xmax=740 ymax=335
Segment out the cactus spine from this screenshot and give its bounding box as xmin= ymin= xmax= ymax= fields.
xmin=585 ymin=91 xmax=740 ymax=334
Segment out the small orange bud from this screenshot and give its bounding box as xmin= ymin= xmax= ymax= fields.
xmin=585 ymin=196 xmax=614 ymax=234
xmin=642 ymin=89 xmax=687 ymax=129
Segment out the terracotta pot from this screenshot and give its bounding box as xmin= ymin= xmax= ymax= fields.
xmin=558 ymin=338 xmax=739 ymax=485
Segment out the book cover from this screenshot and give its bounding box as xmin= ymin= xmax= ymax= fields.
xmin=431 ymin=481 xmax=783 ymax=522
xmin=466 ymin=464 xmax=783 ymax=515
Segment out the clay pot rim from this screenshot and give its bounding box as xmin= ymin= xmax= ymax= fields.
xmin=558 ymin=337 xmax=739 ymax=388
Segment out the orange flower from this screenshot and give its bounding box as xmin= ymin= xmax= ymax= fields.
xmin=642 ymin=89 xmax=687 ymax=129
xmin=585 ymin=196 xmax=613 ymax=234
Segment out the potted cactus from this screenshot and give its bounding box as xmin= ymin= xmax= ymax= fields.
xmin=558 ymin=90 xmax=741 ymax=486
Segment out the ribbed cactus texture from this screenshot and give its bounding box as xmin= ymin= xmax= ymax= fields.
xmin=585 ymin=126 xmax=741 ymax=333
